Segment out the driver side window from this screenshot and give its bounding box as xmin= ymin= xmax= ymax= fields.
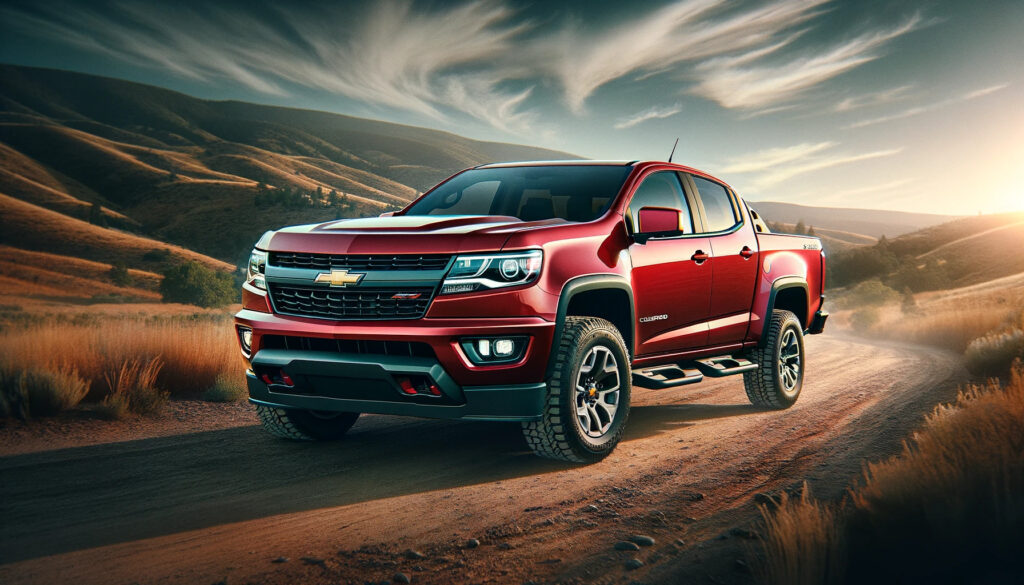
xmin=627 ymin=172 xmax=693 ymax=233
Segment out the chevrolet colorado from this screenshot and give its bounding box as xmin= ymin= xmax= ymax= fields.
xmin=235 ymin=161 xmax=827 ymax=462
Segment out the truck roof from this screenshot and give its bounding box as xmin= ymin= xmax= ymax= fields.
xmin=474 ymin=160 xmax=730 ymax=190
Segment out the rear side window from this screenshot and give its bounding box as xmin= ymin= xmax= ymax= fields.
xmin=691 ymin=176 xmax=739 ymax=232
xmin=627 ymin=172 xmax=693 ymax=233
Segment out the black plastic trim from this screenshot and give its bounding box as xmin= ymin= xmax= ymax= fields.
xmin=760 ymin=277 xmax=809 ymax=347
xmin=550 ymin=274 xmax=636 ymax=376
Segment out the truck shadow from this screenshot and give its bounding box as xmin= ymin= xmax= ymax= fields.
xmin=0 ymin=402 xmax=763 ymax=563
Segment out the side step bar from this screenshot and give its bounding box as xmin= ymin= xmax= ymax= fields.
xmin=632 ymin=355 xmax=758 ymax=389
xmin=693 ymin=356 xmax=758 ymax=377
xmin=632 ymin=365 xmax=703 ymax=389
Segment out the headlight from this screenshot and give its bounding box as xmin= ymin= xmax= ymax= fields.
xmin=440 ymin=250 xmax=542 ymax=295
xmin=247 ymin=249 xmax=267 ymax=290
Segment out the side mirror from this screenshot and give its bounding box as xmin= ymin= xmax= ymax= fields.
xmin=634 ymin=207 xmax=682 ymax=244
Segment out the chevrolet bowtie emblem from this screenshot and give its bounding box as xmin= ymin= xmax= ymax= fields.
xmin=314 ymin=269 xmax=365 ymax=287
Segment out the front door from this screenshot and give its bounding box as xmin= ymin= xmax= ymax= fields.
xmin=627 ymin=171 xmax=713 ymax=355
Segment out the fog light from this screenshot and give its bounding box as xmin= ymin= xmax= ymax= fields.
xmin=459 ymin=336 xmax=529 ymax=365
xmin=494 ymin=339 xmax=515 ymax=357
xmin=237 ymin=326 xmax=253 ymax=355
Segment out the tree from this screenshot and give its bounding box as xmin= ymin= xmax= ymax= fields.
xmin=806 ymin=225 xmax=816 ymax=237
xmin=109 ymin=262 xmax=132 ymax=286
xmin=159 ymin=262 xmax=236 ymax=308
xmin=794 ymin=220 xmax=806 ymax=235
xmin=88 ymin=202 xmax=106 ymax=227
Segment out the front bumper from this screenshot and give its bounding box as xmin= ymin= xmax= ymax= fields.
xmin=247 ymin=350 xmax=546 ymax=421
xmin=235 ymin=309 xmax=554 ymax=421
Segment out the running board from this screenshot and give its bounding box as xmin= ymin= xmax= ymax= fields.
xmin=631 ymin=365 xmax=704 ymax=389
xmin=693 ymin=356 xmax=758 ymax=377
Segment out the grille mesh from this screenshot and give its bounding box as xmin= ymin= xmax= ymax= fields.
xmin=260 ymin=335 xmax=435 ymax=358
xmin=269 ymin=285 xmax=433 ymax=320
xmin=270 ymin=252 xmax=451 ymax=271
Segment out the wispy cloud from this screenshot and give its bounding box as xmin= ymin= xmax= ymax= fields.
xmin=845 ymin=83 xmax=1009 ymax=128
xmin=723 ymin=142 xmax=903 ymax=188
xmin=1 ymin=0 xmax=538 ymax=132
xmin=0 ymin=0 xmax=933 ymax=133
xmin=546 ymin=0 xmax=829 ymax=112
xmin=614 ymin=103 xmax=683 ymax=130
xmin=834 ymin=85 xmax=915 ymax=112
xmin=690 ymin=14 xmax=923 ymax=109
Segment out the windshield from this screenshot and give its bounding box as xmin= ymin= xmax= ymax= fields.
xmin=404 ymin=165 xmax=632 ymax=222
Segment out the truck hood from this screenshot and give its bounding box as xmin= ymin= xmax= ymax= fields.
xmin=262 ymin=215 xmax=567 ymax=255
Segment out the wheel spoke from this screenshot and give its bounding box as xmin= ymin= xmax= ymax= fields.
xmin=575 ymin=345 xmax=622 ymax=438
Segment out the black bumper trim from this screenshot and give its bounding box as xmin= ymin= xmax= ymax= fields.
xmin=246 ymin=349 xmax=547 ymax=421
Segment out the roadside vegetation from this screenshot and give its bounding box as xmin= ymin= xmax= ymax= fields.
xmin=756 ymin=364 xmax=1024 ymax=585
xmin=0 ymin=315 xmax=243 ymax=419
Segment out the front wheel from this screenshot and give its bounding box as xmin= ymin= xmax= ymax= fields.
xmin=256 ymin=404 xmax=360 ymax=440
xmin=522 ymin=317 xmax=631 ymax=463
xmin=743 ymin=309 xmax=805 ymax=409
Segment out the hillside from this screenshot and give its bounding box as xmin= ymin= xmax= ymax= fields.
xmin=828 ymin=211 xmax=1024 ymax=290
xmin=750 ymin=201 xmax=956 ymax=239
xmin=0 ymin=64 xmax=575 ymax=264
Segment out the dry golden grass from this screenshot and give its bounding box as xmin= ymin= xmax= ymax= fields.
xmin=99 ymin=358 xmax=168 ymax=418
xmin=875 ymin=305 xmax=1012 ymax=352
xmin=758 ymin=484 xmax=845 ymax=585
xmin=0 ymin=319 xmax=244 ymax=399
xmin=756 ymin=365 xmax=1024 ymax=584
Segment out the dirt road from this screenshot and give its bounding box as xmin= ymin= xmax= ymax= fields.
xmin=0 ymin=333 xmax=965 ymax=585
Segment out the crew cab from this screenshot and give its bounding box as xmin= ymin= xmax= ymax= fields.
xmin=235 ymin=161 xmax=827 ymax=462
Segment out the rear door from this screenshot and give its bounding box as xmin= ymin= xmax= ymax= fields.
xmin=685 ymin=174 xmax=760 ymax=346
xmin=627 ymin=171 xmax=712 ymax=355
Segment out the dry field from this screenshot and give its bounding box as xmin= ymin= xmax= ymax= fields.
xmin=756 ymin=365 xmax=1024 ymax=584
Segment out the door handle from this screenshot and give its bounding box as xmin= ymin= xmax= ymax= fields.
xmin=740 ymin=246 xmax=754 ymax=259
xmin=691 ymin=250 xmax=709 ymax=264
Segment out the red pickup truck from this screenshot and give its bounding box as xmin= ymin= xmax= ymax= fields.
xmin=235 ymin=161 xmax=827 ymax=462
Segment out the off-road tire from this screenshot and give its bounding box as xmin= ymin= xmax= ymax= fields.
xmin=522 ymin=317 xmax=631 ymax=463
xmin=744 ymin=309 xmax=805 ymax=409
xmin=256 ymin=404 xmax=360 ymax=440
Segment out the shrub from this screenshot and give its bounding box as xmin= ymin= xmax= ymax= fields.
xmin=844 ymin=279 xmax=899 ymax=308
xmin=100 ymin=358 xmax=168 ymax=418
xmin=0 ymin=363 xmax=89 ymax=419
xmin=109 ymin=262 xmax=132 ymax=286
xmin=160 ymin=261 xmax=236 ymax=308
xmin=964 ymin=329 xmax=1024 ymax=377
xmin=203 ymin=371 xmax=247 ymax=402
xmin=143 ymin=248 xmax=172 ymax=262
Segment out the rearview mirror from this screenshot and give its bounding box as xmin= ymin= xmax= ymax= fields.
xmin=634 ymin=207 xmax=682 ymax=244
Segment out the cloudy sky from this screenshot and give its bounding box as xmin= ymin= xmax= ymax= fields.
xmin=2 ymin=0 xmax=1022 ymax=214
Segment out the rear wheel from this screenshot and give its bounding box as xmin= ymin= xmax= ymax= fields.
xmin=743 ymin=309 xmax=805 ymax=409
xmin=522 ymin=317 xmax=631 ymax=463
xmin=255 ymin=404 xmax=360 ymax=440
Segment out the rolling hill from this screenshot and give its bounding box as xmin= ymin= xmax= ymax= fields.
xmin=0 ymin=64 xmax=575 ymax=266
xmin=749 ymin=201 xmax=957 ymax=239
xmin=828 ymin=211 xmax=1024 ymax=290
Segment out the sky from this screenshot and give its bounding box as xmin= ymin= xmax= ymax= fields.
xmin=1 ymin=0 xmax=1022 ymax=214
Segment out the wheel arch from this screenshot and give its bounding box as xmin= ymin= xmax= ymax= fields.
xmin=760 ymin=277 xmax=809 ymax=346
xmin=549 ymin=275 xmax=635 ymax=376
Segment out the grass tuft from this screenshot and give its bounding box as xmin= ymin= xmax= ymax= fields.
xmin=202 ymin=371 xmax=247 ymax=402
xmin=0 ymin=362 xmax=90 ymax=419
xmin=99 ymin=358 xmax=168 ymax=418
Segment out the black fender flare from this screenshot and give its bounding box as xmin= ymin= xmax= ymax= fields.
xmin=547 ymin=274 xmax=635 ymax=378
xmin=759 ymin=276 xmax=809 ymax=347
